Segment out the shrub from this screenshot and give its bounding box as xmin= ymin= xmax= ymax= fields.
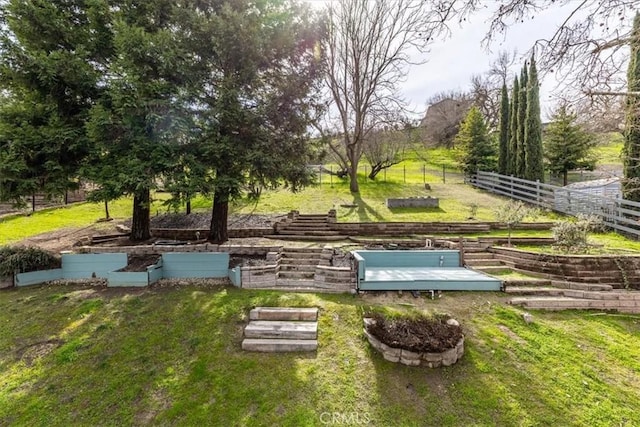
xmin=552 ymin=214 xmax=603 ymax=252
xmin=0 ymin=246 xmax=61 ymax=277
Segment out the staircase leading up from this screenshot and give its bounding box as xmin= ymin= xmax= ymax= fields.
xmin=271 ymin=212 xmax=346 ymax=241
xmin=242 ymin=307 xmax=319 ymax=352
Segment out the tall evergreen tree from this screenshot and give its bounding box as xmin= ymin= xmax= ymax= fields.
xmin=507 ymin=76 xmax=519 ymax=175
xmin=498 ymin=82 xmax=510 ymax=174
xmin=0 ymin=0 xmax=110 ymax=209
xmin=544 ymin=105 xmax=596 ymax=186
xmin=516 ymin=64 xmax=528 ymax=178
xmin=623 ymin=12 xmax=640 ymax=202
xmin=524 ymin=54 xmax=544 ymax=182
xmin=180 ymin=0 xmax=324 ymax=243
xmin=454 ymin=106 xmax=496 ymax=176
xmin=85 ymin=0 xmax=189 ymax=240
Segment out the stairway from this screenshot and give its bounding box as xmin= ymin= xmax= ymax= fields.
xmin=276 ymin=247 xmax=323 ymax=289
xmin=506 ymin=280 xmax=640 ymax=313
xmin=272 ymin=212 xmax=346 ymax=241
xmin=463 ymin=249 xmax=509 ymax=274
xmin=242 ymin=307 xmax=319 ymax=352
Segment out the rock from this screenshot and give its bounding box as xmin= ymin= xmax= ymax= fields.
xmin=523 ymin=312 xmax=533 ymax=324
xmin=446 ymin=318 xmax=460 ymax=327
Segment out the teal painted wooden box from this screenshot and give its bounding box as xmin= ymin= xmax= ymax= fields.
xmin=352 ymin=250 xmax=502 ymax=292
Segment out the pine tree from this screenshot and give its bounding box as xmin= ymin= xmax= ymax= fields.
xmin=623 ymin=12 xmax=640 ymax=202
xmin=507 ymin=76 xmax=519 ymax=175
xmin=455 ymin=106 xmax=496 ymax=176
xmin=524 ymin=54 xmax=544 ymax=182
xmin=544 ymin=105 xmax=596 ymax=186
xmin=498 ymin=82 xmax=510 ymax=174
xmin=516 ymin=65 xmax=528 ymax=178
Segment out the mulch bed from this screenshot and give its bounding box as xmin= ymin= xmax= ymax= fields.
xmin=118 ymin=254 xmax=161 ymax=272
xmin=366 ymin=313 xmax=463 ymax=353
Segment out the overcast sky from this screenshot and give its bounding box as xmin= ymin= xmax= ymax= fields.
xmin=306 ymin=1 xmax=586 ymax=121
xmin=403 ymin=3 xmax=580 ymax=120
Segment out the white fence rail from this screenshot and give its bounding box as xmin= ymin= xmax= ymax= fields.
xmin=468 ymin=171 xmax=640 ymax=239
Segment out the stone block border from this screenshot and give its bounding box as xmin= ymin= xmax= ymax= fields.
xmin=363 ymin=318 xmax=464 ymax=368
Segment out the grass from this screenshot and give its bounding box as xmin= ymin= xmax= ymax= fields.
xmin=1 ymin=284 xmax=639 ymax=426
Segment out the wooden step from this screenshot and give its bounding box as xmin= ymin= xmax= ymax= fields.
xmin=244 ymin=320 xmax=318 ymax=340
xmin=242 ymin=338 xmax=318 ymax=352
xmin=250 ymin=307 xmax=318 ymax=321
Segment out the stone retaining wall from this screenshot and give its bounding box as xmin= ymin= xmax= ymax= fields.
xmin=151 ymin=228 xmax=273 ymax=240
xmin=363 ymin=319 xmax=464 ymax=368
xmin=492 ymin=247 xmax=640 ymax=289
xmin=330 ymin=221 xmax=553 ymax=236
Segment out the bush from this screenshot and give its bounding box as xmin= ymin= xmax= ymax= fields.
xmin=0 ymin=246 xmax=61 ymax=277
xmin=552 ymin=214 xmax=603 ymax=252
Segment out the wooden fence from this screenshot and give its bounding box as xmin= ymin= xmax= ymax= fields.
xmin=468 ymin=171 xmax=640 ymax=239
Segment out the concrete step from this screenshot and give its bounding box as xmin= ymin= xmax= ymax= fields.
xmin=551 ymin=281 xmax=614 ymax=292
xmin=472 ymin=266 xmax=512 ymax=274
xmin=250 ymin=307 xmax=318 ymax=321
xmin=464 ymin=252 xmax=495 ymax=260
xmin=279 ymin=264 xmax=317 ymax=272
xmin=510 ymin=296 xmax=640 ymax=311
xmin=242 ymin=338 xmax=318 ymax=352
xmin=276 ymin=278 xmax=317 ymax=288
xmin=278 ymin=271 xmax=315 ymax=279
xmin=465 ymin=259 xmax=504 ymax=267
xmin=266 ymin=234 xmax=348 ymax=242
xmin=503 ymin=279 xmax=553 ymax=287
xmin=282 ymin=247 xmax=324 ymax=253
xmin=244 ymin=320 xmax=318 ymax=339
xmin=277 ymin=230 xmax=342 ymax=236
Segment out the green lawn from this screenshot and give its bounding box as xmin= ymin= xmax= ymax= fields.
xmin=1 ymin=284 xmax=639 ymax=426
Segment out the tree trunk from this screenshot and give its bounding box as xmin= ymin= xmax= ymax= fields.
xmin=131 ymin=188 xmax=151 ymax=241
xmin=348 ymin=147 xmax=360 ymax=193
xmin=31 ymin=193 xmax=35 ymax=212
xmin=563 ymin=171 xmax=569 ymax=186
xmin=186 ymin=197 xmax=191 ymax=215
xmin=104 ymin=200 xmax=110 ymax=220
xmin=209 ymin=187 xmax=229 ymax=243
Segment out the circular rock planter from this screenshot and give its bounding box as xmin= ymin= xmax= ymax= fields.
xmin=363 ymin=314 xmax=464 ymax=367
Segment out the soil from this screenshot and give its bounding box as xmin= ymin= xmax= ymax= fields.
xmin=118 ymin=254 xmax=161 ymax=272
xmin=12 ymin=213 xmax=282 ymax=254
xmin=366 ymin=313 xmax=463 ymax=353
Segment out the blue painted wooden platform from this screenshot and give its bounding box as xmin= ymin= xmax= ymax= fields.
xmin=352 ymin=250 xmax=502 ymax=291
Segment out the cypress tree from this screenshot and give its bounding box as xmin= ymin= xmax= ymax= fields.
xmin=508 ymin=76 xmax=519 ymax=175
xmin=498 ymin=82 xmax=510 ymax=174
xmin=454 ymin=106 xmax=496 ymax=176
xmin=516 ymin=64 xmax=528 ymax=178
xmin=524 ymin=54 xmax=544 ymax=182
xmin=623 ymin=13 xmax=640 ymax=202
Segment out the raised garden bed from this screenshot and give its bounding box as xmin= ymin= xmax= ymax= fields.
xmin=363 ymin=314 xmax=464 ymax=367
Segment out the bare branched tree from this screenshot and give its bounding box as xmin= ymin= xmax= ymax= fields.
xmin=363 ymin=119 xmax=417 ymax=180
xmin=322 ymin=0 xmax=453 ymax=192
xmin=449 ymin=0 xmax=638 ymax=98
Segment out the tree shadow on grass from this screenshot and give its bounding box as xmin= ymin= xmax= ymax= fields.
xmin=342 ymin=193 xmax=386 ymax=222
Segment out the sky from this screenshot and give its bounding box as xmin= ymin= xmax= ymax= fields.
xmin=305 ymin=1 xmax=590 ymax=121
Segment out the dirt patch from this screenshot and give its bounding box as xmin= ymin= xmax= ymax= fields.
xmin=118 ymin=254 xmax=161 ymax=272
xmin=366 ymin=313 xmax=463 ymax=353
xmin=17 ymin=339 xmax=63 ymax=366
xmin=229 ymin=255 xmax=267 ymax=268
xmin=148 ymin=213 xmax=281 ymax=229
xmin=497 ymin=324 xmax=527 ymax=345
